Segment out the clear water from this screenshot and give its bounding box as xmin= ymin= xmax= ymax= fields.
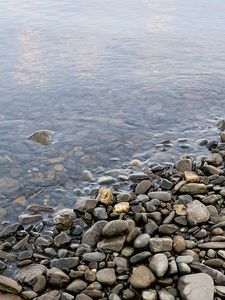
xmin=0 ymin=0 xmax=225 ymax=222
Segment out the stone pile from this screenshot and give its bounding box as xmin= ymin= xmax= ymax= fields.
xmin=1 ymin=127 xmax=225 ymax=299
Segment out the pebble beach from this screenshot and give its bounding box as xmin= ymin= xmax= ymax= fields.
xmin=1 ymin=122 xmax=225 ymax=300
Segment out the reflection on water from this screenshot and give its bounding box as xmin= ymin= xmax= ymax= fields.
xmin=15 ymin=28 xmax=48 ymax=87
xmin=0 ymin=0 xmax=225 ymax=222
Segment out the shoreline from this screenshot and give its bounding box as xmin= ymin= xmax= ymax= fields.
xmin=1 ymin=123 xmax=225 ymax=299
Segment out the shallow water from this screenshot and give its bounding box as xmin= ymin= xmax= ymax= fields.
xmin=0 ymin=0 xmax=225 ymax=223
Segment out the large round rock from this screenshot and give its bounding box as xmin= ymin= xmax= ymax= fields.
xmin=187 ymin=200 xmax=210 ymax=225
xmin=96 ymin=268 xmax=116 ymax=285
xmin=102 ymin=220 xmax=128 ymax=237
xmin=149 ymin=254 xmax=168 ymax=277
xmin=130 ymin=266 xmax=156 ymax=289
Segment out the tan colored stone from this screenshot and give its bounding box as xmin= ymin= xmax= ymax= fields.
xmin=113 ymin=202 xmax=130 ymax=213
xmin=27 ymin=130 xmax=54 ymax=145
xmin=173 ymin=236 xmax=186 ymax=253
xmin=0 ymin=275 xmax=22 ymax=294
xmin=174 ymin=204 xmax=187 ymax=216
xmin=97 ymin=188 xmax=113 ymax=206
xmin=184 ymin=171 xmax=199 ymax=183
xmin=0 ymin=293 xmax=23 ymax=300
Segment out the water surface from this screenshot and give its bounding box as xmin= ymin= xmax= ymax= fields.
xmin=0 ymin=0 xmax=225 ymax=222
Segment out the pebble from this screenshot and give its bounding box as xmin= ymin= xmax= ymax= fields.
xmin=53 ymin=208 xmax=76 ymax=231
xmin=130 ymin=251 xmax=151 ymax=264
xmin=0 ymin=275 xmax=22 ymax=294
xmin=54 ymin=232 xmax=71 ymax=247
xmin=158 ymin=224 xmax=178 ymax=235
xmin=66 ymin=279 xmax=87 ymax=293
xmin=158 ymin=290 xmax=175 ymax=300
xmin=130 ymin=266 xmax=156 ymax=289
xmin=113 ymin=202 xmax=130 ymax=213
xmin=27 ymin=130 xmax=54 ymax=145
xmin=173 ymin=235 xmax=186 ymax=253
xmin=149 ymin=253 xmax=168 ymax=277
xmin=18 ymin=214 xmax=43 ymax=224
xmin=148 ymin=191 xmax=171 ymax=202
xmin=180 ymin=183 xmax=207 ymax=194
xmin=175 ymin=158 xmax=192 ymax=172
xmin=47 ymin=267 xmax=70 ymax=285
xmin=187 ymin=200 xmax=210 ymax=225
xmin=149 ymin=238 xmax=173 ymax=253
xmin=82 ymin=220 xmax=107 ymax=247
xmin=135 ymin=180 xmax=151 ymax=194
xmin=102 ymin=220 xmax=128 ymax=237
xmin=96 ymin=268 xmax=116 ymax=285
xmin=133 ymin=233 xmax=150 ymax=248
xmin=97 ymin=188 xmax=113 ymax=206
xmin=142 ymin=289 xmax=157 ymax=300
xmin=97 ymin=235 xmax=126 ymax=252
xmin=98 ymin=176 xmax=116 ymax=185
xmin=178 ymin=273 xmax=214 ymax=300
xmin=83 ymin=252 xmax=106 ymax=262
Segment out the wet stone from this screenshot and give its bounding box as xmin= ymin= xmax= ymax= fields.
xmin=27 ymin=130 xmax=54 ymax=145
xmin=17 ymin=250 xmax=33 ymax=261
xmin=82 ymin=220 xmax=107 ymax=247
xmin=0 ymin=261 xmax=7 ymax=271
xmin=0 ymin=224 xmax=22 ymax=238
xmin=93 ymin=207 xmax=108 ymax=220
xmin=102 ymin=220 xmax=128 ymax=237
xmin=15 ymin=264 xmax=47 ymax=284
xmin=54 ymin=231 xmax=71 ymax=247
xmin=98 ymin=176 xmax=116 ymax=185
xmin=53 ymin=208 xmax=76 ymax=231
xmin=175 ymin=159 xmax=192 ymax=172
xmin=0 ymin=275 xmax=22 ymax=294
xmin=135 ymin=180 xmax=151 ymax=194
xmin=148 ymin=191 xmax=171 ymax=202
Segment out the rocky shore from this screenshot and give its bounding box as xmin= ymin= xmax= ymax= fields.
xmin=1 ymin=123 xmax=225 ymax=300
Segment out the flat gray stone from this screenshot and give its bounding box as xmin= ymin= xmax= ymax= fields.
xmin=82 ymin=220 xmax=107 ymax=247
xmin=149 ymin=238 xmax=173 ymax=253
xmin=0 ymin=275 xmax=22 ymax=294
xmin=187 ymin=200 xmax=210 ymax=225
xmin=96 ymin=268 xmax=116 ymax=285
xmin=102 ymin=220 xmax=128 ymax=237
xmin=180 ymin=183 xmax=207 ymax=194
xmin=178 ymin=273 xmax=214 ymax=300
xmin=190 ymin=262 xmax=225 ymax=285
xmin=148 ymin=191 xmax=171 ymax=202
xmin=149 ymin=253 xmax=168 ymax=277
